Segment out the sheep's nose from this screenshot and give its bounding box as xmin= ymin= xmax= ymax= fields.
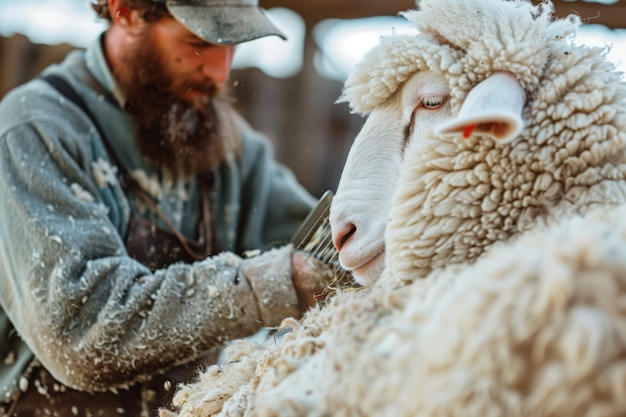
xmin=332 ymin=223 xmax=357 ymax=252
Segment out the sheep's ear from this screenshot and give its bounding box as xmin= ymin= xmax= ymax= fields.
xmin=435 ymin=72 xmax=526 ymax=143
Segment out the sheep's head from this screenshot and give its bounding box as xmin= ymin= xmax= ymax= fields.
xmin=330 ymin=69 xmax=451 ymax=285
xmin=330 ymin=0 xmax=626 ymax=286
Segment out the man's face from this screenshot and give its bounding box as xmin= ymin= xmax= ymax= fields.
xmin=147 ymin=17 xmax=236 ymax=106
xmin=113 ymin=16 xmax=239 ymax=178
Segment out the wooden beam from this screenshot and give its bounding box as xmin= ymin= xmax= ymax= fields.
xmin=261 ymin=0 xmax=415 ymax=24
xmin=547 ymin=1 xmax=626 ymax=29
xmin=260 ymin=0 xmax=626 ymax=29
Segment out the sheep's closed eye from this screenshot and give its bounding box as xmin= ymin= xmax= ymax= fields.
xmin=403 ymin=95 xmax=448 ymax=145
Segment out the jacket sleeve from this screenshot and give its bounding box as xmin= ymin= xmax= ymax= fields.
xmin=0 ymin=89 xmax=301 ymax=393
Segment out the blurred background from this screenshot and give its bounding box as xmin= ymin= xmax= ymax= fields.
xmin=1 ymin=0 xmax=625 ymax=198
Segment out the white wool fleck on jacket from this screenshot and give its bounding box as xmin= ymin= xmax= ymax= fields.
xmin=160 ymin=0 xmax=626 ymax=416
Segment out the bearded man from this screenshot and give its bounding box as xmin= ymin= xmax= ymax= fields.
xmin=0 ymin=0 xmax=334 ymax=415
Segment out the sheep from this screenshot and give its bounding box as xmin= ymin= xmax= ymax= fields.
xmin=160 ymin=0 xmax=626 ymax=415
xmin=330 ymin=0 xmax=626 ymax=286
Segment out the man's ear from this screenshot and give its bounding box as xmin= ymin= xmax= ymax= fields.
xmin=108 ymin=0 xmax=143 ymax=28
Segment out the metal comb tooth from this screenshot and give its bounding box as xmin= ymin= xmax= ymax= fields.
xmin=291 ymin=190 xmax=353 ymax=287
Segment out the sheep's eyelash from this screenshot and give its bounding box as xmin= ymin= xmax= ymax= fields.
xmin=423 ymin=96 xmax=445 ymax=108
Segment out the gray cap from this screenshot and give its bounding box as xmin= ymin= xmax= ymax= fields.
xmin=160 ymin=0 xmax=287 ymax=45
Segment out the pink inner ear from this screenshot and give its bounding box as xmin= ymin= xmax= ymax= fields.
xmin=463 ymin=124 xmax=477 ymax=139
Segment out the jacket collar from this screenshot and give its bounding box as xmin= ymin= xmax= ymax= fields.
xmin=84 ymin=32 xmax=128 ymax=111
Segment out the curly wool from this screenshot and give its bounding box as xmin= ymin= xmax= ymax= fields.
xmin=339 ymin=0 xmax=575 ymax=114
xmin=166 ymin=206 xmax=626 ymax=417
xmin=382 ymin=2 xmax=626 ymax=284
xmin=161 ymin=0 xmax=626 ymax=415
xmin=297 ymin=204 xmax=626 ymax=417
xmin=385 ymin=51 xmax=626 ymax=284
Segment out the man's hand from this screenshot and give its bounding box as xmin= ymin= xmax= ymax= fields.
xmin=291 ymin=251 xmax=335 ymax=314
xmin=238 ymin=246 xmax=335 ymax=324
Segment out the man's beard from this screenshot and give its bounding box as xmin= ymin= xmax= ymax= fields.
xmin=114 ymin=31 xmax=239 ymax=179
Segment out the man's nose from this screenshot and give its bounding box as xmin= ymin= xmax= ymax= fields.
xmin=200 ymin=45 xmax=235 ymax=84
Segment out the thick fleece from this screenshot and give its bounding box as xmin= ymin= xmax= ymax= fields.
xmin=166 ymin=206 xmax=626 ymax=417
xmin=161 ymin=0 xmax=626 ymax=415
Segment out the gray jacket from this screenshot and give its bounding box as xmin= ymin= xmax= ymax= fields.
xmin=0 ymin=34 xmax=316 ymax=401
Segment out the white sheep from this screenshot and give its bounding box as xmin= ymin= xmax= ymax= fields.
xmin=161 ymin=0 xmax=626 ymax=415
xmin=330 ymin=0 xmax=626 ymax=286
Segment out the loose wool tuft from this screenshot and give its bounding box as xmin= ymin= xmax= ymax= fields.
xmin=161 ymin=0 xmax=626 ymax=415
